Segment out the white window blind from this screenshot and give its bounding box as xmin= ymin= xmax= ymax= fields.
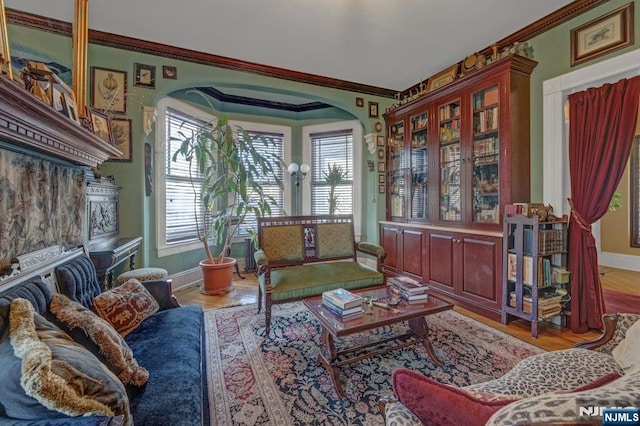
xmin=310 ymin=130 xmax=353 ymax=215
xmin=164 ymin=107 xmax=210 ymax=244
xmin=234 ymin=130 xmax=285 ymax=236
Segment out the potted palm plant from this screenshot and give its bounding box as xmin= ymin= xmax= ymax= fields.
xmin=172 ymin=114 xmax=283 ymax=295
xmin=324 ymin=163 xmax=347 ymax=215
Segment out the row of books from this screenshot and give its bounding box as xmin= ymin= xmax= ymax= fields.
xmin=473 ymin=107 xmax=499 ymax=133
xmin=388 ymin=276 xmax=429 ymax=302
xmin=523 ymin=228 xmax=567 ymax=255
xmin=473 ymin=87 xmax=499 ymax=110
xmin=322 ymin=288 xmax=364 ymax=318
xmin=507 ymin=253 xmax=553 ymax=287
xmin=509 ymin=290 xmax=564 ymax=319
xmin=439 ymin=104 xmax=461 ymax=121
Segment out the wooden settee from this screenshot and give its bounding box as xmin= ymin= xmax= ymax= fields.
xmin=255 ymin=215 xmax=386 ymax=334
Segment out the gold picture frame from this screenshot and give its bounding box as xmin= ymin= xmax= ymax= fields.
xmin=426 ymin=64 xmax=459 ymax=93
xmin=571 ymin=3 xmax=634 ymax=67
xmin=0 ymin=0 xmax=12 ymax=80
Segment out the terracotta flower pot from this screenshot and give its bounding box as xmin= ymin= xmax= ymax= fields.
xmin=199 ymin=257 xmax=236 ymax=295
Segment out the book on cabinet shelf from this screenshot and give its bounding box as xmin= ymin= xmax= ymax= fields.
xmin=322 ymin=288 xmax=363 ymax=310
xmin=507 ymin=253 xmax=552 ymax=287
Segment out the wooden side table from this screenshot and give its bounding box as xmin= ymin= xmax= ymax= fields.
xmin=89 ymin=236 xmax=143 ymax=289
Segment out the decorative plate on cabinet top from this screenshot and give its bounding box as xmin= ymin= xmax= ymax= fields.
xmin=463 ymin=54 xmax=477 ymax=74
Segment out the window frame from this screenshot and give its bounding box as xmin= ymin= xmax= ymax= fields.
xmin=155 ymin=98 xmax=291 ymax=257
xmin=302 ymin=120 xmax=363 ymax=239
xmin=228 ymin=118 xmax=291 ymax=243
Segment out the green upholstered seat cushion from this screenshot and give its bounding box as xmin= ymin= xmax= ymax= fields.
xmin=259 ymin=262 xmax=383 ymax=301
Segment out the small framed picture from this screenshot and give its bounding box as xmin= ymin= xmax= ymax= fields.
xmin=109 ymin=118 xmax=133 ymax=162
xmin=378 ymin=185 xmax=385 ymax=194
xmin=369 ymin=101 xmax=379 ymax=118
xmin=570 ymin=3 xmax=633 ymax=66
xmin=377 ymin=148 xmax=385 ymax=160
xmin=62 ymin=92 xmax=80 ymax=124
xmin=377 ymin=135 xmax=385 ymax=147
xmin=378 ymin=162 xmax=385 ymax=172
xmin=91 ymin=67 xmax=127 ymax=113
xmin=87 ymin=108 xmax=114 ymax=145
xmin=355 ymin=97 xmax=364 ymax=107
xmin=134 ymin=63 xmax=156 ymax=89
xmin=378 ymin=174 xmax=385 ymax=184
xmin=162 ymin=65 xmax=177 ymax=79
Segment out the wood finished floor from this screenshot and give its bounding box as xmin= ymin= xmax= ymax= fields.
xmin=174 ymin=267 xmax=640 ymax=352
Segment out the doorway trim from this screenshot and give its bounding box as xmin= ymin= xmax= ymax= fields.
xmin=543 ymin=48 xmax=640 ymax=271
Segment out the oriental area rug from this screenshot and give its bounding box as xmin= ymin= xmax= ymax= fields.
xmin=205 ymin=302 xmax=543 ymax=425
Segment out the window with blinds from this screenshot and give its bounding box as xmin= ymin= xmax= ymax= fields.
xmin=164 ymin=107 xmax=210 ymax=244
xmin=234 ymin=130 xmax=285 ymax=236
xmin=310 ymin=130 xmax=353 ymax=215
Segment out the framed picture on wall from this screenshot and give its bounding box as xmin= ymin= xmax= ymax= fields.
xmin=109 ymin=118 xmax=133 ymax=162
xmin=570 ymin=3 xmax=633 ymax=67
xmin=91 ymin=67 xmax=127 ymax=113
xmin=368 ymin=101 xmax=379 ymax=118
xmin=87 ymin=107 xmax=114 ymax=145
xmin=134 ymin=63 xmax=156 ymax=89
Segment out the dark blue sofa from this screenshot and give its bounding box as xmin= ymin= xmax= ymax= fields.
xmin=0 ymin=253 xmax=207 ymax=426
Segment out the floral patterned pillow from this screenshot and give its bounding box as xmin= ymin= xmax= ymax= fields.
xmin=93 ymin=279 xmax=159 ymax=337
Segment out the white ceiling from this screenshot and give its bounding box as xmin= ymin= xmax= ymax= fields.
xmin=6 ymin=0 xmax=574 ymax=91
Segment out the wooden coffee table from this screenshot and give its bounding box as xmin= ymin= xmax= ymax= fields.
xmin=303 ymin=286 xmax=453 ymax=398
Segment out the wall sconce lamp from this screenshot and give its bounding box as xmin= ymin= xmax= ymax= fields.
xmin=288 ymin=162 xmax=310 ymax=187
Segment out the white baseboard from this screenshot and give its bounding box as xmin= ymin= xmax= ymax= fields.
xmin=599 ymin=252 xmax=640 ymax=272
xmin=170 ymin=267 xmax=202 ymax=291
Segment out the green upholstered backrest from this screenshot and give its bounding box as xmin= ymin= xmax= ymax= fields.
xmin=257 ymin=215 xmax=355 ymax=264
xmin=260 ymin=224 xmax=304 ymax=262
xmin=316 ymin=222 xmax=354 ymax=259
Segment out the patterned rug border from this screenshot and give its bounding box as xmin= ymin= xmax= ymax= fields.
xmin=205 ymin=302 xmax=545 ymax=425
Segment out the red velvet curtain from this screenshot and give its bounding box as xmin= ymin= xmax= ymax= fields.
xmin=568 ymin=76 xmax=640 ymax=333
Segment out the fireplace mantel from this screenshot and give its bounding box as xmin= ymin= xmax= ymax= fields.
xmin=0 ymin=77 xmax=120 ymax=167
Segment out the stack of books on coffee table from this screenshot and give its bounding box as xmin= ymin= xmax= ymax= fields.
xmin=322 ymin=288 xmax=364 ymax=318
xmin=389 ymin=276 xmax=429 ymax=302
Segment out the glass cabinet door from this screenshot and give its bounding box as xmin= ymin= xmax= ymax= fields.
xmin=410 ymin=112 xmax=428 ymax=219
xmin=471 ymin=85 xmax=500 ymax=224
xmin=388 ymin=121 xmax=405 ymax=218
xmin=438 ymin=100 xmax=461 ymax=222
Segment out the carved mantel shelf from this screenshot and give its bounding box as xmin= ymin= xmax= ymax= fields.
xmin=0 ymin=77 xmax=121 ymax=167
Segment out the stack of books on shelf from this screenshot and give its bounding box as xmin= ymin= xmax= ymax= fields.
xmin=322 ymin=288 xmax=364 ymax=318
xmin=389 ymin=276 xmax=429 ymax=302
xmin=509 ymin=289 xmax=564 ymax=319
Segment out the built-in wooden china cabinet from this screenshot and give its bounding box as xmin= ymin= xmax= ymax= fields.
xmin=381 ymin=54 xmax=537 ymax=321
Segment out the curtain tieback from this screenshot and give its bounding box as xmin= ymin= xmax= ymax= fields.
xmin=568 ymin=198 xmax=591 ymax=232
